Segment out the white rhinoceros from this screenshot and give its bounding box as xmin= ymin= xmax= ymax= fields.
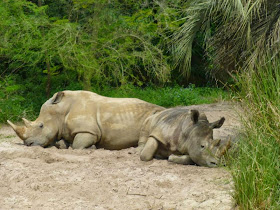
xmin=8 ymin=90 xmax=164 ymax=149
xmin=138 ymin=107 xmax=231 ymax=167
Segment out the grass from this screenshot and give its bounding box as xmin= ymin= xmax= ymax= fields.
xmin=229 ymin=58 xmax=280 ymax=209
xmin=0 ymin=133 xmax=16 ymax=143
xmin=94 ymin=84 xmax=229 ymax=107
xmin=0 ymin=84 xmax=229 ymax=123
xmin=0 ymin=134 xmax=15 ymax=139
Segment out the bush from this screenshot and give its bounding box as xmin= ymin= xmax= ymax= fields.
xmin=230 ymin=57 xmax=280 ymax=209
xmin=95 ymin=84 xmax=228 ymax=108
xmin=0 ymin=76 xmax=35 ymax=122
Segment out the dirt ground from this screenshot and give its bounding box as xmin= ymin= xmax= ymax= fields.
xmin=0 ymin=102 xmax=241 ymax=210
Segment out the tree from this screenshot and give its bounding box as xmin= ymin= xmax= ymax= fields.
xmin=172 ymin=0 xmax=280 ymax=82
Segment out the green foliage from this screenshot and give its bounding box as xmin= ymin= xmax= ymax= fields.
xmin=0 ymin=0 xmax=191 ymax=123
xmin=0 ymin=0 xmax=218 ymax=101
xmin=97 ymin=84 xmax=228 ymax=107
xmin=1 ymin=0 xmax=202 ymax=93
xmin=173 ymin=0 xmax=280 ymax=82
xmin=229 ymin=56 xmax=280 ymax=209
xmin=0 ymin=76 xmax=34 ymax=122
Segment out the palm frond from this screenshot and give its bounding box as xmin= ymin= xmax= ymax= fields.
xmin=172 ymin=0 xmax=280 ymax=82
xmin=172 ymin=0 xmax=211 ymax=78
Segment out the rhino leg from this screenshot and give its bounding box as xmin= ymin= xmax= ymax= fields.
xmin=72 ymin=133 xmax=98 ymax=149
xmin=140 ymin=137 xmax=158 ymax=161
xmin=168 ymin=154 xmax=195 ymax=165
xmin=137 ymin=136 xmax=148 ymax=154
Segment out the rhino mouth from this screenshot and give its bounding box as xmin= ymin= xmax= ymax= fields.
xmin=208 ymin=160 xmax=226 ymax=167
xmin=24 ymin=142 xmax=34 ymax=146
xmin=210 ymin=161 xmax=217 ymax=166
xmin=24 ymin=141 xmax=44 ymax=147
xmin=24 ymin=140 xmax=48 ymax=148
xmin=207 ymin=160 xmax=219 ymax=167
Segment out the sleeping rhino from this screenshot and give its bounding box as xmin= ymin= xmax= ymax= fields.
xmin=138 ymin=107 xmax=231 ymax=167
xmin=7 ymin=90 xmax=164 ymax=149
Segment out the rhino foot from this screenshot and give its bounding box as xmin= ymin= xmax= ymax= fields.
xmin=140 ymin=137 xmax=159 ymax=161
xmin=168 ymin=154 xmax=195 ymax=165
xmin=72 ymin=133 xmax=98 ymax=149
xmin=55 ymin=140 xmax=70 ymax=149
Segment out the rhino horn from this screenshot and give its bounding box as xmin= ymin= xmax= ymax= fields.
xmin=7 ymin=120 xmax=27 ymax=140
xmin=219 ymin=138 xmax=232 ymax=156
xmin=22 ymin=118 xmax=32 ymax=127
xmin=213 ymin=139 xmax=221 ymax=146
xmin=225 ymin=137 xmax=232 ymax=150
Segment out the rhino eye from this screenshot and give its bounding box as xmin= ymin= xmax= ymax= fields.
xmin=39 ymin=123 xmax=44 ymax=128
xmin=201 ymin=145 xmax=205 ymax=149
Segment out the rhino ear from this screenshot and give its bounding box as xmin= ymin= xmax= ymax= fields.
xmin=51 ymin=91 xmax=64 ymax=104
xmin=199 ymin=113 xmax=209 ymax=122
xmin=210 ymin=117 xmax=225 ymax=129
xmin=190 ymin=110 xmax=199 ymax=124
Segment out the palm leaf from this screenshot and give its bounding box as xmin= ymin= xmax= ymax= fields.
xmin=172 ymin=0 xmax=280 ymax=82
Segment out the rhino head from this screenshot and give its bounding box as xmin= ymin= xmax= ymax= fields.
xmin=7 ymin=92 xmax=65 ymax=147
xmin=179 ymin=110 xmax=230 ymax=167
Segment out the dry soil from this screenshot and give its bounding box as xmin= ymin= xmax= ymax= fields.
xmin=0 ymin=102 xmax=241 ymax=210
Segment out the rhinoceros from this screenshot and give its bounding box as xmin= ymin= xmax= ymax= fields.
xmin=138 ymin=107 xmax=231 ymax=167
xmin=7 ymin=90 xmax=164 ymax=149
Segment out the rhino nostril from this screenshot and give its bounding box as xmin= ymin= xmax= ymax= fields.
xmin=210 ymin=162 xmax=217 ymax=165
xmin=26 ymin=142 xmax=34 ymax=146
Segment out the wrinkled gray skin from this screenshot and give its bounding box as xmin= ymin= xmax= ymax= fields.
xmin=138 ymin=107 xmax=230 ymax=167
xmin=8 ymin=90 xmax=164 ymax=149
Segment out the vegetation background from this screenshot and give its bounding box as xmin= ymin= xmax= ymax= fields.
xmin=0 ymin=0 xmax=279 ymax=209
xmin=0 ymin=0 xmax=226 ymax=122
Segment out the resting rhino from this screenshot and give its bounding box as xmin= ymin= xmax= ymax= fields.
xmin=7 ymin=90 xmax=164 ymax=149
xmin=138 ymin=107 xmax=231 ymax=167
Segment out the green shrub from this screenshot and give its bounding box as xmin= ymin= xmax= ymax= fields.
xmin=230 ymin=57 xmax=280 ymax=209
xmin=95 ymin=84 xmax=228 ymax=107
xmin=0 ymin=76 xmax=35 ymax=122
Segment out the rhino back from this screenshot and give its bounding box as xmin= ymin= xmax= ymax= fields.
xmin=62 ymin=91 xmax=163 ymax=149
xmin=146 ymin=108 xmax=193 ymax=152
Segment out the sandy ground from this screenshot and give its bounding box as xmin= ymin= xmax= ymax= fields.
xmin=0 ymin=102 xmax=241 ymax=210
